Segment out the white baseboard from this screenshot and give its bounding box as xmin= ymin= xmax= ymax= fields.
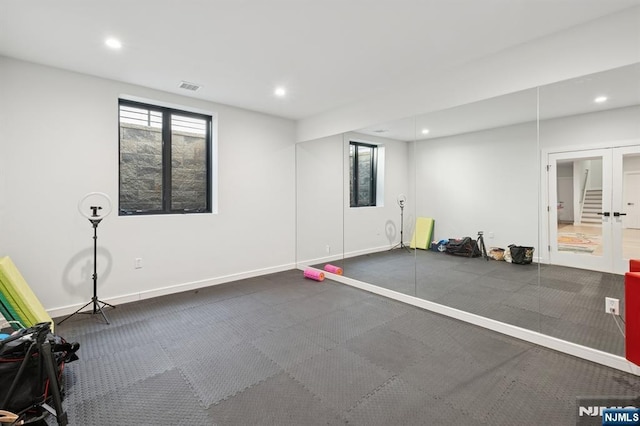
xmin=48 ymin=262 xmax=296 ymax=318
xmin=345 ymin=244 xmax=400 ymax=258
xmin=297 ymin=244 xmax=402 ymax=268
xmin=296 ymin=253 xmax=345 ymax=267
xmin=306 ymin=266 xmax=640 ymax=376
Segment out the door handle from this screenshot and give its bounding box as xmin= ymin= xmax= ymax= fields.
xmin=629 ymin=203 xmax=635 ymax=206
xmin=597 ymin=212 xmax=611 ymax=217
xmin=613 ymin=212 xmax=627 ymax=217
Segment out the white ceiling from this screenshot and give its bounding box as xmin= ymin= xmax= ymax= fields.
xmin=356 ymin=63 xmax=640 ymax=141
xmin=1 ymin=0 xmax=639 ymax=120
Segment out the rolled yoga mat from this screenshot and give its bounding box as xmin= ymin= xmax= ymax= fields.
xmin=303 ymin=269 xmax=325 ymax=281
xmin=323 ymin=264 xmax=343 ymax=275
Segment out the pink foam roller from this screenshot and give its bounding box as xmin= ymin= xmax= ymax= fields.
xmin=304 ymin=269 xmax=325 ymax=281
xmin=324 ymin=264 xmax=343 ymax=275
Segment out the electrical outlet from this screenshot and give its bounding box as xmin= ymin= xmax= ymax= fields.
xmin=325 ymin=245 xmax=331 ymax=254
xmin=135 ymin=258 xmax=143 ymax=269
xmin=488 ymin=232 xmax=495 ymax=239
xmin=605 ymin=297 xmax=619 ymax=315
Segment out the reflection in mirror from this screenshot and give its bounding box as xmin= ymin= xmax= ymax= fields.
xmin=539 ymin=63 xmax=640 ymax=355
xmin=295 ymin=136 xmax=344 ymax=275
xmin=413 ymin=89 xmax=540 ymax=328
xmin=340 ymin=120 xmax=417 ymax=296
xmin=344 ymin=88 xmax=541 ymax=331
xmin=296 ymin=64 xmax=639 ymax=360
xmin=335 ymin=64 xmax=639 ymax=358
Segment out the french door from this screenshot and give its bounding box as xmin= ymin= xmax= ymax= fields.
xmin=548 ymin=146 xmax=640 ymax=274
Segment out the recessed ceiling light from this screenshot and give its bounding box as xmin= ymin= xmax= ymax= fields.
xmin=105 ymin=38 xmax=122 ymax=49
xmin=274 ymin=87 xmax=286 ymax=97
xmin=594 ymin=96 xmax=608 ymax=103
xmin=421 ymin=128 xmax=430 ymax=135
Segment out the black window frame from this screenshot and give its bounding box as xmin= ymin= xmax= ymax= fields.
xmin=118 ymin=99 xmax=213 ymax=216
xmin=350 ymin=141 xmax=378 ymax=207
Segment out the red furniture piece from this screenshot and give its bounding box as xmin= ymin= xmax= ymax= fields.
xmin=626 ymin=259 xmax=640 ymax=365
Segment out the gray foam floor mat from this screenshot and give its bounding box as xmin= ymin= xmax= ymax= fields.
xmin=342 ymin=249 xmax=626 ymax=355
xmin=53 ymin=269 xmax=640 ymax=425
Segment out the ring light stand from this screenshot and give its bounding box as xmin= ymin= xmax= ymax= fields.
xmin=390 ymin=194 xmax=412 ymax=253
xmin=58 ymin=192 xmax=115 ymax=325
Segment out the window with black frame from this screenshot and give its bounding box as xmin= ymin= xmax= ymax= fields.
xmin=349 ymin=141 xmax=377 ymax=207
xmin=118 ymin=99 xmax=212 ymax=215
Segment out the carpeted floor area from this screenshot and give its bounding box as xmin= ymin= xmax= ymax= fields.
xmin=52 ymin=269 xmax=638 ymax=425
xmin=337 ymin=249 xmax=626 ymax=356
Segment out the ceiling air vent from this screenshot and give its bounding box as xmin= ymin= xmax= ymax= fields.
xmin=179 ymin=81 xmax=201 ymax=91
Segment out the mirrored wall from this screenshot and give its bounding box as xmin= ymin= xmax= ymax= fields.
xmin=296 ymin=63 xmax=640 ymax=359
xmin=538 ymin=63 xmax=640 ymax=354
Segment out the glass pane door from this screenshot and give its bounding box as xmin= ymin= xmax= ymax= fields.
xmin=549 ymin=146 xmax=640 ymax=274
xmin=548 ymin=149 xmax=612 ymax=272
xmin=613 ymin=146 xmax=640 ymax=273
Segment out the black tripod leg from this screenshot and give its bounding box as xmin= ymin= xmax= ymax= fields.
xmin=56 ymin=299 xmax=94 ymax=325
xmin=41 ymin=340 xmax=68 ymax=426
xmin=94 ymin=300 xmax=111 ymax=325
xmin=99 ymin=300 xmax=116 ymax=308
xmin=480 ymin=236 xmax=489 ymax=261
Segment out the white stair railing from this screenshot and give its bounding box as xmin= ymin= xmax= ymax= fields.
xmin=577 ymin=169 xmax=589 ymax=224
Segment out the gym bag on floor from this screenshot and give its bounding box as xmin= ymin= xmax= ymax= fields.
xmin=445 ymin=237 xmax=481 ymax=258
xmin=509 ymin=245 xmax=535 ymax=265
xmin=0 ymin=322 xmax=79 ymax=415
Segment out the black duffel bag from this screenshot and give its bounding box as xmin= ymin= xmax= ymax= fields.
xmin=509 ymin=245 xmax=535 ymax=265
xmin=0 ymin=322 xmax=79 ymax=415
xmin=445 ymin=237 xmax=481 ymax=258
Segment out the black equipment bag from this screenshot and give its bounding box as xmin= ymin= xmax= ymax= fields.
xmin=0 ymin=322 xmax=79 ymax=416
xmin=445 ymin=237 xmax=481 ymax=258
xmin=509 ymin=245 xmax=535 ymax=265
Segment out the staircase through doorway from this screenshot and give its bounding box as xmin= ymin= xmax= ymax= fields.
xmin=581 ymin=189 xmax=602 ymax=225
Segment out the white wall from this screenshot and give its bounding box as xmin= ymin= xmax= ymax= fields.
xmin=0 ymin=57 xmax=296 ymax=315
xmin=414 ymin=122 xmax=539 ymax=250
xmin=625 ymin=156 xmax=640 ymax=173
xmin=588 ymin=159 xmax=604 ymax=190
xmin=557 ymin=163 xmax=573 ymax=178
xmin=573 ymin=161 xmax=588 ymax=224
xmin=295 ymin=131 xmax=412 ymax=264
xmin=540 ymin=106 xmax=640 ymax=149
xmin=295 ymin=135 xmax=344 ymax=264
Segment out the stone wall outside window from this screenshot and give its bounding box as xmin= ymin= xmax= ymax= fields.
xmin=119 ymin=123 xmax=207 ymax=212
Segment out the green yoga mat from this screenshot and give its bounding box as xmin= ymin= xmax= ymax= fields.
xmin=410 ymin=217 xmax=434 ymax=250
xmin=0 ymin=256 xmax=53 ymax=331
xmin=0 ymin=290 xmax=22 ymax=327
xmin=0 ymin=281 xmax=31 ymax=329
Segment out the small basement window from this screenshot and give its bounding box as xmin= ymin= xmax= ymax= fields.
xmin=349 ymin=141 xmax=378 ymax=207
xmin=119 ymin=99 xmax=213 ymax=215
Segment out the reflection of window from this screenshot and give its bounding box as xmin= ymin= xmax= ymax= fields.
xmin=119 ymin=99 xmax=213 ymax=215
xmin=350 ymin=141 xmax=378 ymax=207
